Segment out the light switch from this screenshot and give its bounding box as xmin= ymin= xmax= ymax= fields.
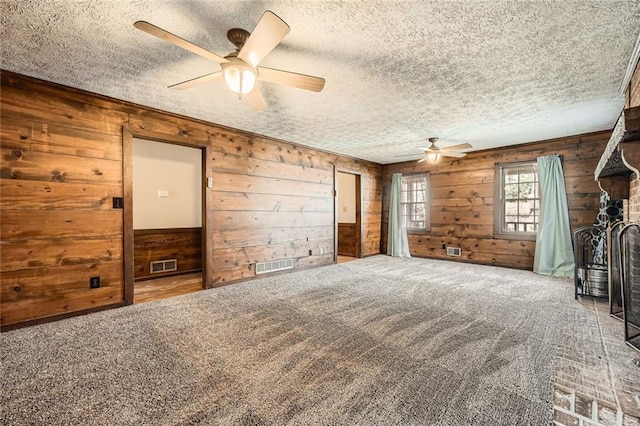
xmin=157 ymin=190 xmax=169 ymax=198
xmin=207 ymin=176 xmax=213 ymax=188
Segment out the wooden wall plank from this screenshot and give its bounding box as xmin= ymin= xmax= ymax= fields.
xmin=1 ymin=210 xmax=122 ymax=240
xmin=338 ymin=223 xmax=357 ymax=256
xmin=1 ymin=238 xmax=122 ymax=271
xmin=1 ymin=147 xmax=122 ymax=185
xmin=213 ymin=226 xmax=334 ymax=249
xmin=212 ymin=238 xmax=333 ymax=269
xmin=0 ymin=179 xmax=122 ymax=211
xmin=211 ymin=172 xmax=332 ymax=197
xmin=134 ymin=228 xmax=202 ymax=279
xmin=212 ymin=152 xmax=333 ymax=183
xmin=210 ymin=192 xmax=333 ymax=212
xmin=1 ymin=114 xmax=123 ymax=160
xmin=211 ymin=211 xmax=334 ymax=230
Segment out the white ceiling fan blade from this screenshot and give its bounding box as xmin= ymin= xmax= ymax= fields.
xmin=238 ymin=11 xmax=290 ymax=67
xmin=417 ymin=156 xmax=429 ymax=163
xmin=440 ymin=143 xmax=472 ymax=152
xmin=257 ymin=67 xmax=325 ymax=92
xmin=134 ymin=21 xmax=229 ymax=64
xmin=245 ymin=87 xmax=268 ymax=110
xmin=168 ymin=72 xmax=223 ymax=90
xmin=442 ymin=152 xmax=467 ymax=158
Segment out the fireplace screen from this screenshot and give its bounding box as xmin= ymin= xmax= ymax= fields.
xmin=609 ymin=222 xmax=627 ymax=320
xmin=619 ymin=223 xmax=640 ymax=351
xmin=574 ymin=225 xmax=608 ymax=299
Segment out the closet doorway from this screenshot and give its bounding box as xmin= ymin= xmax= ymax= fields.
xmin=335 ymin=170 xmax=362 ymax=262
xmin=123 ymin=134 xmax=207 ymax=304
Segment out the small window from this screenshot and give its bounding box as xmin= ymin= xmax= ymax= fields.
xmin=495 ymin=162 xmax=539 ymax=238
xmin=401 ymin=174 xmax=429 ymax=231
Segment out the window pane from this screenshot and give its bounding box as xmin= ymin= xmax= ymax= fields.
xmin=499 ymin=163 xmax=539 ymax=234
xmin=400 ymin=174 xmax=429 ymax=230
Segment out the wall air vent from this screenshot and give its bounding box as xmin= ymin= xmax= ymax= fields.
xmin=150 ymin=259 xmax=178 ymax=274
xmin=256 ymin=258 xmax=293 ymax=275
xmin=446 ymin=247 xmax=462 ymax=257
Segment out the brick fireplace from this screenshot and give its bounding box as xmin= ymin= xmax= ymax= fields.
xmin=593 ymin=56 xmax=640 ymax=351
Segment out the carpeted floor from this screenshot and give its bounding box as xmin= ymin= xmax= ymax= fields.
xmin=1 ymin=256 xmax=574 ymax=425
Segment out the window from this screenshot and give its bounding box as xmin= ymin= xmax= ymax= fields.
xmin=400 ymin=174 xmax=429 ymax=231
xmin=496 ymin=162 xmax=540 ymax=237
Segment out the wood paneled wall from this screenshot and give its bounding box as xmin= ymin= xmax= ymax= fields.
xmin=0 ymin=71 xmax=382 ymax=327
xmin=134 ymin=228 xmax=202 ymax=279
xmin=337 ymin=223 xmax=357 ymax=256
xmin=382 ymin=132 xmax=611 ymax=270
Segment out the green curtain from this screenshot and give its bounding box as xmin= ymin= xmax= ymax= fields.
xmin=533 ymin=155 xmax=574 ymax=277
xmin=387 ymin=173 xmax=411 ymax=257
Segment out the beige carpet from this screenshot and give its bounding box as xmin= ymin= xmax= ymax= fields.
xmin=1 ymin=255 xmax=573 ymax=425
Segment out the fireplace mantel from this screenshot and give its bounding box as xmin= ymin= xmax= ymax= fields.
xmin=595 ymin=106 xmax=640 ymax=180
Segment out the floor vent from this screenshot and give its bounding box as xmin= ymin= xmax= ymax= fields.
xmin=256 ymin=258 xmax=293 ymax=275
xmin=150 ymin=259 xmax=178 ymax=274
xmin=446 ymin=247 xmax=462 ymax=257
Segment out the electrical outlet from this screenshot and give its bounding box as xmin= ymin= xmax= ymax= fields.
xmin=308 ymin=249 xmax=312 ymax=256
xmin=112 ymin=197 xmax=124 ymax=209
xmin=442 ymin=243 xmax=446 ymax=249
xmin=89 ymin=276 xmax=100 ymax=289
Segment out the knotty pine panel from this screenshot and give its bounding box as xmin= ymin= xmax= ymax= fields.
xmin=210 ymin=192 xmax=333 ymax=213
xmin=1 ymin=81 xmax=127 ymax=134
xmin=1 ymin=114 xmax=123 ymax=161
xmin=134 ymin=228 xmax=202 ymax=279
xmin=248 ymin=136 xmax=337 ymax=172
xmin=212 ymin=211 xmax=335 ymax=230
xmin=382 ymin=130 xmax=610 ymax=270
xmin=1 ymin=71 xmax=383 ymax=326
xmin=212 ymin=152 xmax=333 ymax=183
xmin=211 ymin=172 xmax=333 ymax=198
xmin=338 ymin=223 xmax=357 ymax=256
xmin=213 ymin=226 xmax=334 ymax=249
xmin=212 ymin=237 xmax=333 ymax=269
xmin=1 ymin=147 xmax=122 ymax=185
xmin=2 ymin=238 xmax=122 ymax=272
xmin=1 ymin=260 xmax=123 ymax=325
xmin=1 ymin=210 xmax=122 ymax=241
xmin=0 ymin=179 xmax=122 ymax=211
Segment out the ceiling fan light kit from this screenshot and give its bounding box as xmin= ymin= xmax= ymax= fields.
xmin=425 ymin=152 xmax=441 ymax=164
xmin=221 ymin=57 xmax=256 ymax=98
xmin=134 ymin=10 xmax=325 ymax=110
xmin=415 ymin=137 xmax=472 ymax=164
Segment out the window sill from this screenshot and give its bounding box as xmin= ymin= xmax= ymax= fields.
xmin=407 ymin=229 xmax=431 ymax=235
xmin=494 ymin=233 xmax=537 ymax=241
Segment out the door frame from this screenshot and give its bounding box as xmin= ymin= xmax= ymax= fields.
xmin=122 ymin=127 xmax=211 ymax=304
xmin=334 ymin=167 xmax=363 ymax=261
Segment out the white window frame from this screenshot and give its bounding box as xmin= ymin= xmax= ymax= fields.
xmin=495 ymin=161 xmax=540 ymax=240
xmin=400 ymin=173 xmax=430 ymax=232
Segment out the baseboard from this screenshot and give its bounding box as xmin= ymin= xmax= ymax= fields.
xmin=0 ymin=302 xmax=128 ymax=332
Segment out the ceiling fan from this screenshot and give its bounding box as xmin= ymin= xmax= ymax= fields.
xmin=134 ymin=11 xmax=325 ymax=110
xmin=397 ymin=137 xmax=472 ymax=164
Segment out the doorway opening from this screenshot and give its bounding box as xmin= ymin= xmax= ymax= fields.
xmin=335 ymin=170 xmax=362 ymax=263
xmin=127 ymin=137 xmax=206 ymax=304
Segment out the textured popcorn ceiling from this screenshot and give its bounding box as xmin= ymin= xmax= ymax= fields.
xmin=2 ymin=1 xmax=640 ymax=164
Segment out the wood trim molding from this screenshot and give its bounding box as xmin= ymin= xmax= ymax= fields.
xmin=122 ymin=127 xmax=135 ymax=305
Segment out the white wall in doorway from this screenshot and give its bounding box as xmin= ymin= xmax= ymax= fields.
xmin=337 ymin=172 xmax=356 ymax=223
xmin=133 ymin=138 xmax=202 ymax=229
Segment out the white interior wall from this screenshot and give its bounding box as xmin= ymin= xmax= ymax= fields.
xmin=133 ymin=138 xmax=202 ymax=229
xmin=337 ymin=172 xmax=356 ymax=223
